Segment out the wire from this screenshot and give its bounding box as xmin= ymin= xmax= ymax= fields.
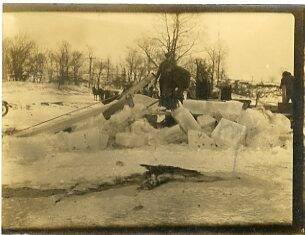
xmin=15 ymin=97 xmax=116 ymax=133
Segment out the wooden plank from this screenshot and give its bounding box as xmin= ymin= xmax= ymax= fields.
xmin=14 ymin=74 xmax=155 ymax=137
xmin=14 ymin=102 xmax=113 ymax=137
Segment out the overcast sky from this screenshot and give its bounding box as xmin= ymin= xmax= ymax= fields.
xmin=3 ymin=12 xmax=294 ymax=82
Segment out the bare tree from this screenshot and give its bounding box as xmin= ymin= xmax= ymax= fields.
xmin=54 ymin=41 xmax=71 ymax=89
xmin=46 ymin=51 xmax=57 ymax=83
xmin=125 ymin=48 xmax=142 ymax=82
xmin=5 ymin=34 xmax=36 ymax=81
xmin=216 ymin=46 xmax=226 ymax=85
xmin=87 ymin=47 xmax=95 ymax=88
xmin=94 ymin=59 xmax=105 ymax=89
xmin=106 ymin=58 xmax=111 ymax=84
xmin=138 ymin=13 xmax=198 ymax=69
xmin=3 ymin=38 xmax=10 ymax=81
xmin=156 ymin=13 xmax=197 ymax=61
xmin=28 ymin=49 xmax=46 ymax=82
xmin=138 ymin=37 xmax=162 ymax=69
xmin=70 ymin=50 xmax=83 ymax=85
xmin=206 ymin=41 xmax=227 ymax=87
xmin=206 ymin=47 xmax=216 ymax=88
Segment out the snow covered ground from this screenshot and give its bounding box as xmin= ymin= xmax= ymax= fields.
xmin=2 ymin=81 xmax=293 ymax=228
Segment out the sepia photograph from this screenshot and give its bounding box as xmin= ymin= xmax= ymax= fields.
xmin=1 ymin=4 xmax=303 ymax=231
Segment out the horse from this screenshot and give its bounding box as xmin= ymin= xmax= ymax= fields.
xmin=92 ymin=87 xmax=104 ymax=101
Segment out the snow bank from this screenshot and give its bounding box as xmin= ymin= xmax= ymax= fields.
xmin=237 ymin=108 xmax=291 ymax=149
xmin=115 ymin=132 xmax=148 ymax=148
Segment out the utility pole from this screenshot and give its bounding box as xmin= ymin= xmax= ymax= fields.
xmin=97 ymin=59 xmax=103 ymax=89
xmin=106 ymin=58 xmax=110 ymax=85
xmin=88 ymin=54 xmax=96 ymax=88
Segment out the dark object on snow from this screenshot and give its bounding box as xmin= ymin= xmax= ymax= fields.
xmin=280 ymin=71 xmax=294 ymax=103
xmin=2 ymin=101 xmax=12 ymax=117
xmin=116 ymin=161 xmax=124 ymax=167
xmin=196 ymin=78 xmax=210 ymax=100
xmin=92 ymin=87 xmax=105 ymax=101
xmin=3 ymin=127 xmax=17 ymax=136
xmin=139 ymin=164 xmax=204 ymax=190
xmin=140 ymin=164 xmax=201 ymax=177
xmin=138 ymin=164 xmax=222 ymax=190
xmin=133 ymin=205 xmax=144 ymax=211
xmin=52 ymin=102 xmax=64 ymax=106
xmin=219 ymin=85 xmax=232 ymax=101
xmin=62 ymin=127 xmax=73 ymax=133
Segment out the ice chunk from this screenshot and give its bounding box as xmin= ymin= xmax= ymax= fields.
xmin=237 ymin=109 xmax=291 ymax=149
xmin=237 ymin=108 xmax=270 ymax=134
xmin=75 ymin=114 xmax=106 ymax=131
xmin=211 ymin=118 xmax=246 ymax=148
xmin=157 ymin=125 xmax=187 ymax=144
xmin=84 ymin=128 xmax=109 ymax=150
xmin=218 ymin=101 xmax=243 ymax=122
xmin=270 ymin=113 xmax=291 ymax=134
xmin=188 ymin=130 xmax=216 ymax=149
xmin=183 ymin=100 xmax=243 ymax=121
xmin=133 ymin=94 xmax=158 ymax=107
xmin=60 ymin=127 xmax=109 ymax=151
xmin=130 ymin=119 xmax=160 ymax=145
xmin=171 ymin=104 xmax=201 ymax=133
xmin=130 ymin=119 xmax=157 ymax=134
xmin=109 ymin=105 xmax=133 ymax=125
xmin=104 ymin=105 xmax=146 ymax=136
xmin=183 ymin=99 xmax=209 ymax=115
xmin=247 ymin=128 xmax=284 ymax=149
xmin=115 ymin=132 xmax=148 ymax=148
xmin=197 ymin=115 xmax=217 ymax=134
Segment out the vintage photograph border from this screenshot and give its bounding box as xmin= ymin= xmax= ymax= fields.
xmin=2 ymin=3 xmax=305 ymax=233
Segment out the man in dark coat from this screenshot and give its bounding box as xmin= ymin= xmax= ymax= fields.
xmin=155 ymin=52 xmax=190 ymax=127
xmin=155 ymin=52 xmax=190 ymax=109
xmin=155 ymin=52 xmax=176 ymax=108
xmin=280 ymin=71 xmax=294 ymax=103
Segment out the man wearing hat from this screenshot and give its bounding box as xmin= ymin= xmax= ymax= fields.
xmin=155 ymin=51 xmax=191 ymax=127
xmin=280 ymin=71 xmax=294 ymax=103
xmin=155 ymin=51 xmax=177 ymax=108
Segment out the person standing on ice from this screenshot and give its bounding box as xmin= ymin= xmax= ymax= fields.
xmin=155 ymin=52 xmax=176 ymax=108
xmin=280 ymin=71 xmax=294 ymax=103
xmin=154 ymin=52 xmax=191 ymax=127
xmin=155 ymin=51 xmax=191 ymax=108
xmin=154 ymin=52 xmax=177 ymax=127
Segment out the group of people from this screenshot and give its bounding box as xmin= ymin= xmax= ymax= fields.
xmin=154 ymin=53 xmax=296 ymax=112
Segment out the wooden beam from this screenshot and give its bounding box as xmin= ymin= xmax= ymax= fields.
xmin=14 ymin=74 xmax=155 ymax=137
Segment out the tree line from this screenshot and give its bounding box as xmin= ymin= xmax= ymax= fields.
xmin=3 ymin=13 xmax=228 ymax=90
